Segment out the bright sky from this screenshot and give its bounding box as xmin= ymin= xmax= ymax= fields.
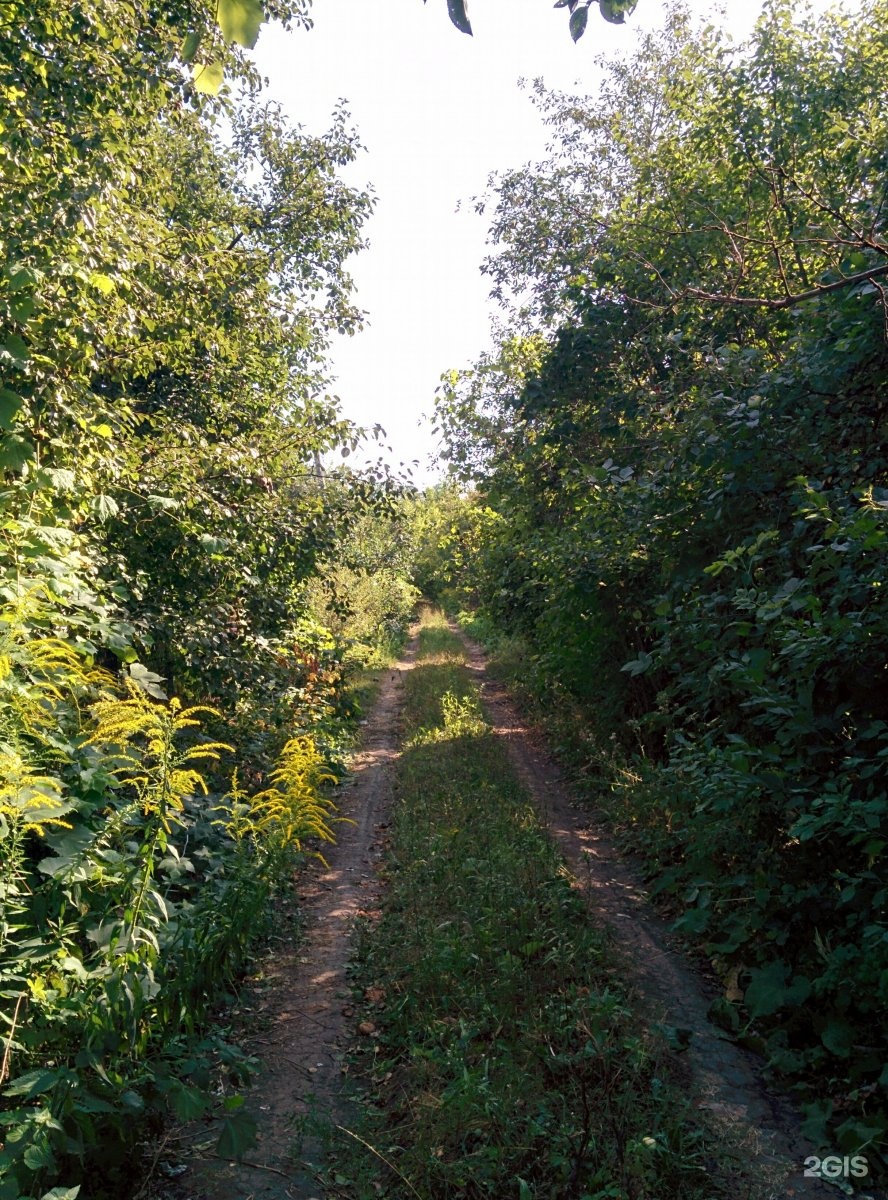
xmin=250 ymin=0 xmax=784 ymax=484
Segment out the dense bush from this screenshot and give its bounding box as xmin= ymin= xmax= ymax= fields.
xmin=435 ymin=0 xmax=888 ymax=1167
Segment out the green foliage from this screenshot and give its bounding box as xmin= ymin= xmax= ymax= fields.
xmin=0 ymin=580 xmax=347 ymax=1197
xmin=405 ymin=484 xmax=501 ymax=609
xmin=303 ymin=505 xmax=420 ymax=670
xmin=0 ymin=1 xmax=403 ymax=1195
xmin=430 ymin=0 xmax=639 ymax=38
xmin=435 ymin=0 xmax=888 ymax=1169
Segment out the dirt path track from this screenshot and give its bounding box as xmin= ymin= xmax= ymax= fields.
xmin=460 ymin=629 xmax=845 ymax=1200
xmin=175 ymin=637 xmax=417 ymax=1200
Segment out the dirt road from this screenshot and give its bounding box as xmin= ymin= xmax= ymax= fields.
xmin=168 ymin=621 xmax=875 ymax=1200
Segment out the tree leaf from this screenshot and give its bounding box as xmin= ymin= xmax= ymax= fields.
xmin=41 ymin=463 xmax=76 ymax=492
xmin=11 ymin=295 xmax=35 ymax=322
xmin=0 ymin=433 xmax=35 ymax=470
xmin=1 ymin=334 xmax=30 ymax=364
xmin=89 ymin=272 xmax=116 ymax=296
xmin=447 ymin=0 xmax=472 ymax=36
xmin=146 ymin=493 xmax=180 ymax=512
xmin=193 ymin=59 xmax=224 ymax=95
xmin=569 ymin=5 xmax=588 ymax=40
xmin=600 ymin=0 xmax=637 ymax=21
xmin=90 ymin=493 xmax=120 ymax=522
xmin=217 ymin=0 xmax=265 ymax=48
xmin=181 ymin=31 xmax=201 ymax=63
xmin=7 ymin=265 xmax=37 ymax=291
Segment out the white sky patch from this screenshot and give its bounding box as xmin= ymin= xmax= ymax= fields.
xmin=252 ymin=0 xmax=834 ymax=486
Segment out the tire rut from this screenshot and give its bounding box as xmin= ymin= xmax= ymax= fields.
xmin=169 ymin=634 xmax=418 ymax=1200
xmin=459 ymin=627 xmax=848 ymax=1200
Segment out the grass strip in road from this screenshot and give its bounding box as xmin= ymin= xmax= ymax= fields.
xmin=343 ymin=609 xmax=724 ymax=1199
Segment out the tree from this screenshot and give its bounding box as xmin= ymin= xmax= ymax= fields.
xmin=435 ymin=0 xmax=888 ymax=1159
xmin=189 ymin=0 xmax=640 ymax=75
xmin=0 ymin=3 xmax=390 ymax=1193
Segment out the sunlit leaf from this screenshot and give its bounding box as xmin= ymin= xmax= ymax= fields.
xmin=89 ymin=272 xmax=115 ymax=296
xmin=90 ymin=493 xmax=120 ymax=522
xmin=192 ymin=59 xmax=224 ymax=95
xmin=217 ymin=0 xmax=265 ymax=48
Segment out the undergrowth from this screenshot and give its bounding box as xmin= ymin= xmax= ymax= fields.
xmin=0 ymin=589 xmax=400 ymax=1200
xmin=337 ymin=609 xmax=726 ymax=1200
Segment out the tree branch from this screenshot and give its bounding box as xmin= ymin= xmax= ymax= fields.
xmin=682 ymin=261 xmax=888 ymax=310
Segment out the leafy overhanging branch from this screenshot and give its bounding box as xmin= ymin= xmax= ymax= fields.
xmin=679 ymin=261 xmax=888 ymax=309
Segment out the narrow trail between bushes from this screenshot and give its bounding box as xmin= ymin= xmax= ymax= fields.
xmin=171 ymin=635 xmax=418 ymax=1200
xmin=457 ymin=624 xmax=840 ymax=1200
